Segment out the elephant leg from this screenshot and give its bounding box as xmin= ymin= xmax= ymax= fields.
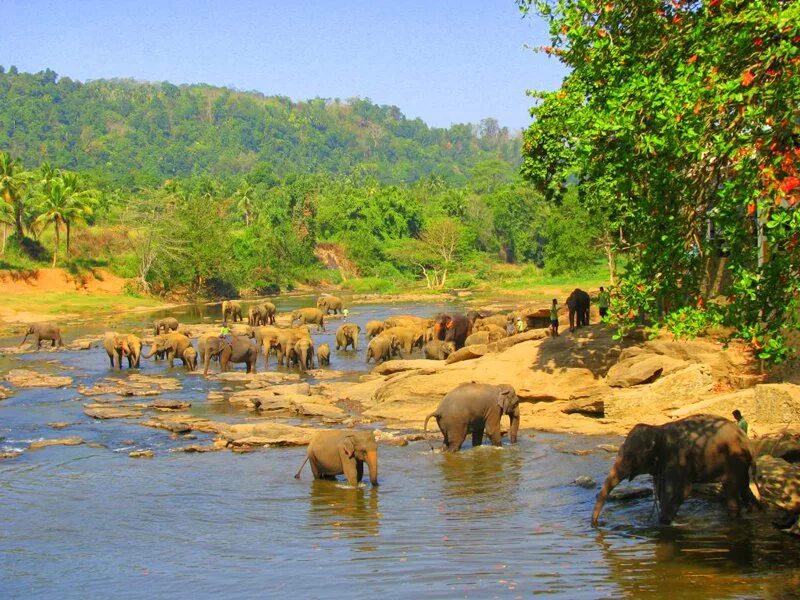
xmin=309 ymin=454 xmax=322 ymax=480
xmin=356 ymin=460 xmax=364 ymax=483
xmin=446 ymin=424 xmax=468 ymax=452
xmin=472 ymin=427 xmax=484 ymax=448
xmin=108 ymin=354 xmax=114 ymax=368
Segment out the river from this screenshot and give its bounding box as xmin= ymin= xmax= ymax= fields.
xmin=1 ymin=298 xmax=798 ymax=598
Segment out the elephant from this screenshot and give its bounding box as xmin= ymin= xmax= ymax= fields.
xmin=202 ymin=335 xmax=258 ymax=375
xmin=464 ymin=331 xmax=490 ymax=347
xmin=316 ymin=295 xmax=344 ymax=315
xmin=566 ymin=288 xmax=591 ymax=332
xmin=381 ymin=326 xmax=424 ymax=354
xmin=292 ymin=337 xmax=315 ymax=372
xmin=20 ymin=322 xmax=63 ymax=350
xmin=424 ymin=339 xmax=456 ymax=360
xmin=473 ymin=316 xmax=510 ymax=334
xmin=294 ymin=429 xmax=379 ymax=487
xmin=182 ymin=346 xmax=198 ymax=371
xmin=144 ymin=332 xmax=192 ymax=367
xmin=591 ymin=414 xmax=762 ymax=526
xmin=424 ymin=383 xmax=521 ymax=452
xmin=153 ymin=317 xmax=179 ymax=335
xmin=291 ymin=308 xmax=325 ymax=332
xmin=335 ymin=323 xmax=361 ymax=351
xmin=433 ymin=313 xmax=472 ymax=350
xmin=221 ymin=300 xmax=243 ymax=324
xmin=250 ymin=325 xmax=282 ymax=367
xmin=122 ymin=334 xmax=143 ymax=368
xmin=103 ymin=332 xmax=131 ymax=369
xmin=383 ymin=315 xmax=430 ymax=330
xmin=247 ymin=305 xmax=260 ymax=326
xmin=365 ymin=320 xmax=385 ymax=339
xmin=317 ymin=343 xmax=331 ymax=367
xmin=261 ymin=302 xmax=277 ymax=325
xmin=366 ymin=334 xmax=403 ymax=363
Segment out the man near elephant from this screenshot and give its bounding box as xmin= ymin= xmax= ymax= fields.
xmin=597 ymin=286 xmax=610 ymax=320
xmin=732 ymin=409 xmax=748 ymax=435
xmin=550 ymin=299 xmax=559 ymax=337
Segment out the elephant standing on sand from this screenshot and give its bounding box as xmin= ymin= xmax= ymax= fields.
xmin=424 ymin=383 xmax=521 ymax=452
xmin=566 ymin=288 xmax=590 ymax=332
xmin=335 ymin=324 xmax=361 ymax=351
xmin=20 ymin=322 xmax=63 ymax=350
xmin=153 ymin=317 xmax=179 ymax=335
xmin=317 ymin=295 xmax=344 ymax=315
xmin=295 ymin=430 xmax=379 ymax=487
xmin=591 ymin=414 xmax=761 ymax=526
xmin=221 ymin=300 xmax=243 ymax=324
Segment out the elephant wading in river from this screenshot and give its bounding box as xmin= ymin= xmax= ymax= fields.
xmin=20 ymin=322 xmax=63 ymax=350
xmin=317 ymin=295 xmax=344 ymax=315
xmin=424 ymin=383 xmax=521 ymax=452
xmin=591 ymin=414 xmax=762 ymax=526
xmin=335 ymin=324 xmax=361 ymax=351
xmin=365 ymin=320 xmax=385 ymax=339
xmin=221 ymin=300 xmax=243 ymax=324
xmin=153 ymin=317 xmax=179 ymax=335
xmin=182 ymin=346 xmax=198 ymax=371
xmin=317 ymin=343 xmax=331 ymax=367
xmin=566 ymin=288 xmax=590 ymax=332
xmin=203 ymin=335 xmax=258 ymax=375
xmin=366 ymin=334 xmax=403 ymax=363
xmin=434 ymin=314 xmax=472 ymax=350
xmin=103 ymin=332 xmax=131 ymax=368
xmin=292 ymin=337 xmax=315 ymax=372
xmin=291 ymin=308 xmax=325 ymax=332
xmin=381 ymin=326 xmax=424 ymax=354
xmin=295 ymin=430 xmax=379 ymax=487
xmin=144 ymin=332 xmax=193 ymax=368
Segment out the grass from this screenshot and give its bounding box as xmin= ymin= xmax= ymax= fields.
xmin=2 ymin=291 xmax=163 ymax=317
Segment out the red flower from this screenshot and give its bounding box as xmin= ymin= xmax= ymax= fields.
xmin=753 ymin=38 xmax=763 ymax=47
xmin=747 ymin=202 xmax=756 ymax=216
xmin=687 ymin=54 xmax=698 ymax=64
xmin=709 ymin=0 xmax=720 ymax=6
xmin=741 ymin=70 xmax=755 ymax=86
xmin=781 ymin=176 xmax=800 ymax=194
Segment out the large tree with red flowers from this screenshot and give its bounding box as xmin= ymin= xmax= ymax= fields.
xmin=519 ymin=0 xmax=799 ymax=362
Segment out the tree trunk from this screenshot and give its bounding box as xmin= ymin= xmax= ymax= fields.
xmin=14 ymin=206 xmax=24 ymax=239
xmin=66 ymin=220 xmax=71 ymax=257
xmin=51 ymin=219 xmax=60 ymax=267
xmin=1 ymin=222 xmax=6 ymax=255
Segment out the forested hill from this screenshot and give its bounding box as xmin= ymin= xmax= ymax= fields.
xmin=0 ymin=67 xmax=520 ymax=188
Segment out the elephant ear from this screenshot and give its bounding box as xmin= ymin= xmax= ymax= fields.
xmin=497 ymin=385 xmax=518 ymax=414
xmin=341 ymin=436 xmax=356 ymax=458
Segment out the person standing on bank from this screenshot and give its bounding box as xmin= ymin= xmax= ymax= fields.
xmin=550 ymin=299 xmax=559 ymax=337
xmin=597 ymin=286 xmax=610 ymax=320
xmin=732 ymin=409 xmax=748 ymax=435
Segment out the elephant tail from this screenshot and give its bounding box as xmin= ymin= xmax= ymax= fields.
xmin=423 ymin=412 xmax=438 ymax=435
xmin=294 ymin=456 xmax=309 ymax=480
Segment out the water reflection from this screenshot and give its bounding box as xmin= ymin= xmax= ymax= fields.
xmin=306 ymin=480 xmax=380 ymax=547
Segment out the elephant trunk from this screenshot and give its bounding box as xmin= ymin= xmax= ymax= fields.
xmin=366 ymin=450 xmax=379 ymax=486
xmin=592 ymin=462 xmax=623 ymax=525
xmin=508 ymin=411 xmax=520 ymax=444
xmin=143 ymin=345 xmax=157 ymax=359
xmin=19 ymin=331 xmax=30 ymax=347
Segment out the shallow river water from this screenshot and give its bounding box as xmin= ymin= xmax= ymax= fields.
xmin=1 ymin=298 xmax=798 ymax=598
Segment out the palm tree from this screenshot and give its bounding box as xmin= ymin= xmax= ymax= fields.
xmin=35 ymin=178 xmax=69 ymax=267
xmin=0 ymin=200 xmax=13 ymax=255
xmin=59 ymin=172 xmax=96 ymax=256
xmin=0 ymin=152 xmax=27 ymax=239
xmin=234 ymin=180 xmax=255 ymax=226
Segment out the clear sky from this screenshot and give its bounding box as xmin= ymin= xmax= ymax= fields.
xmin=3 ymin=0 xmax=567 ymax=131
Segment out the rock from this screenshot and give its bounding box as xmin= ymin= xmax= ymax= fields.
xmin=0 ymin=451 xmax=21 ymax=460
xmin=84 ymin=406 xmax=142 ymax=420
xmin=574 ymin=476 xmax=597 ymax=488
xmin=28 ymin=437 xmax=85 ymax=450
xmin=374 ymin=360 xmax=447 ymax=376
xmin=608 ymin=486 xmax=653 ymax=501
xmin=0 ymin=386 xmax=12 ymax=400
xmin=4 ymin=369 xmax=73 ymax=388
xmin=129 ymin=450 xmax=154 ymax=459
xmin=562 ymin=396 xmax=604 ymax=417
xmin=445 ymin=345 xmax=489 ymax=364
xmin=565 ymin=449 xmax=593 ymax=456
xmin=48 ymin=422 xmax=70 ymax=429
xmin=753 ymin=384 xmax=800 ymax=424
xmin=756 ymin=455 xmax=800 ymax=512
xmin=606 ymin=354 xmax=688 ymax=387
xmin=216 ymin=422 xmax=316 ymax=447
xmin=140 ymin=418 xmax=193 ymax=434
xmin=753 ymin=433 xmax=800 ymax=462
xmin=172 ymin=445 xmax=217 ymax=453
xmin=374 ymin=430 xmax=409 ymax=447
xmin=596 ymin=444 xmax=619 ymax=453
xmin=67 ymin=338 xmax=95 ymax=351
xmin=151 ymin=399 xmax=191 ymax=410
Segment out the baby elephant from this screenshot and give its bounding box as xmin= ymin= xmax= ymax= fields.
xmin=317 ymin=343 xmax=331 ymax=367
xmin=424 ymin=383 xmax=521 ymax=452
xmin=294 ymin=430 xmax=379 ymax=487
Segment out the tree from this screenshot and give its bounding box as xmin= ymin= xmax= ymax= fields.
xmin=0 ymin=152 xmax=26 ymax=239
xmin=519 ymin=0 xmax=800 ymax=362
xmin=34 ymin=178 xmax=69 ymax=266
xmin=0 ymin=200 xmax=12 ymax=255
xmin=59 ymin=172 xmax=97 ymax=256
xmin=417 ymin=217 xmax=462 ymax=288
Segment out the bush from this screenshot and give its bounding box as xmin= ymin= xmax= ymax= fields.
xmin=342 ymin=277 xmax=400 ymax=294
xmin=446 ymin=272 xmax=477 ymax=289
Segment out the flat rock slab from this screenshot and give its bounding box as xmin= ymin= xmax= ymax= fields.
xmin=5 ymin=369 xmax=73 ymax=388
xmin=596 ymin=444 xmax=620 ymax=453
xmin=151 ymin=399 xmax=191 ymax=410
xmin=172 ymin=445 xmax=218 ymax=453
xmin=574 ymin=476 xmax=597 ymax=488
xmin=0 ymin=387 xmax=12 ymax=400
xmin=217 ymin=422 xmax=316 ymax=447
xmin=374 ymin=360 xmax=447 ymax=376
xmin=28 ymin=437 xmax=85 ymax=450
xmin=0 ymin=451 xmax=22 ymax=459
xmin=129 ymin=450 xmax=154 ymax=458
xmin=84 ymin=406 xmax=143 ymax=420
xmin=79 ymin=374 xmax=182 ymax=397
xmin=216 ymin=372 xmax=300 ymax=386
xmin=141 ymin=418 xmax=193 ymax=434
xmin=608 ymin=487 xmax=653 ymax=501
xmin=48 ymin=422 xmax=71 ymax=429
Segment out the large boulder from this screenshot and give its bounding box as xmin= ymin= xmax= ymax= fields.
xmin=5 ymin=369 xmax=73 ymax=388
xmin=606 ymin=354 xmax=688 ymax=387
xmin=756 ymin=455 xmax=800 ymax=512
xmin=216 ymin=422 xmax=316 ymax=448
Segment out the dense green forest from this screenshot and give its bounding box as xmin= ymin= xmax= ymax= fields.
xmin=0 ymin=67 xmax=519 ymax=188
xmin=0 ymin=67 xmax=602 ymax=297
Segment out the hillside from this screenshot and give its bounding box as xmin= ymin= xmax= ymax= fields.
xmin=0 ymin=67 xmax=520 ymax=188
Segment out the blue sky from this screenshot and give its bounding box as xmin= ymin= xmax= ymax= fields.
xmin=4 ymin=1 xmax=567 ymax=130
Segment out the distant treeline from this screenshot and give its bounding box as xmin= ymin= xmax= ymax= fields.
xmin=0 ymin=67 xmax=520 ymax=189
